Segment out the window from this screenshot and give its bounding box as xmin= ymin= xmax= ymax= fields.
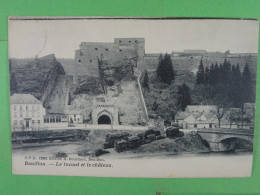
xmin=56 ymin=116 xmax=61 ymax=123
xmin=26 ymin=106 xmax=28 ymax=110
xmin=129 ymin=41 xmax=131 ymax=43
xmin=194 ymin=124 xmax=197 ymax=128
xmin=20 ymin=112 xmax=23 ymax=117
xmin=38 ymin=120 xmax=40 ymax=124
xmin=119 ymin=49 xmax=122 ymax=52
xmin=90 ymin=60 xmax=92 ymax=62
xmin=78 ymin=60 xmax=81 ymax=63
xmin=80 ymin=52 xmax=83 ymax=56
xmin=209 ymin=124 xmax=212 ymax=128
xmin=20 ymin=120 xmax=23 ymax=125
xmin=50 ymin=116 xmax=55 ymax=123
xmin=74 ymin=118 xmax=76 ymax=121
xmin=74 ymin=115 xmax=76 ymax=117
xmin=32 ymin=120 xmax=35 ymax=124
xmin=14 ymin=105 xmax=16 ymax=110
xmin=95 ymin=48 xmax=98 ymax=51
xmin=105 ymin=48 xmax=108 ymax=51
xmin=119 ymin=40 xmax=122 ymax=43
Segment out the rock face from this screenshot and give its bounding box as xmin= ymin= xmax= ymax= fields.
xmin=10 ymin=55 xmax=65 ymax=102
xmin=133 ymin=132 xmax=210 ymax=153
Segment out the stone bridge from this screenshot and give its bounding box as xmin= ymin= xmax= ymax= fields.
xmin=197 ymin=129 xmax=254 ymax=151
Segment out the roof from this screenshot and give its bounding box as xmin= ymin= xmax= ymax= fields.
xmin=185 ymin=105 xmax=216 ymax=113
xmin=10 ymin=94 xmax=42 ymax=104
xmin=175 ymin=112 xmax=189 ymax=120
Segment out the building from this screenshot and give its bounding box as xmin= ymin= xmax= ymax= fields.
xmin=183 ymin=113 xmax=217 ymax=129
xmin=175 ymin=105 xmax=217 ymax=129
xmin=68 ymin=113 xmax=84 ymax=124
xmin=75 ymin=38 xmax=145 ymax=76
xmin=92 ymin=96 xmax=119 ymax=125
xmin=44 ymin=114 xmax=68 ymax=128
xmin=10 ymin=94 xmax=46 ymax=131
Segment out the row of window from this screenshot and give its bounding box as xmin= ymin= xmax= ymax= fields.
xmin=119 ymin=40 xmax=139 ymax=43
xmin=192 ymin=124 xmax=213 ymax=128
xmin=44 ymin=116 xmax=63 ymax=123
xmin=14 ymin=105 xmax=40 ymax=111
xmin=14 ymin=112 xmax=40 ymax=117
xmin=13 ymin=120 xmax=40 ymax=125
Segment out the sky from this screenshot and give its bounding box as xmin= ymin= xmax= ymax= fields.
xmin=9 ymin=18 xmax=259 ymax=58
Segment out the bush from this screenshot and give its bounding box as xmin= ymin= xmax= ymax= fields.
xmin=91 ymin=149 xmax=110 ymax=157
xmin=55 ymin=152 xmax=67 ymax=158
xmin=144 ymin=129 xmax=161 ymax=139
xmin=166 ymin=126 xmax=180 ymax=138
xmin=78 ymin=150 xmax=91 ymax=156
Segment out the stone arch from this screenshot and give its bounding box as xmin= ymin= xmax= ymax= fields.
xmin=97 ymin=110 xmax=113 ymax=125
xmin=217 ymin=135 xmax=253 ymax=143
xmin=218 ymin=136 xmax=253 ymax=151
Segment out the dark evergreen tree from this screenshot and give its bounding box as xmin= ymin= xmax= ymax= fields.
xmin=242 ymin=63 xmax=253 ymax=103
xmin=196 ymin=58 xmax=204 ymax=84
xmin=9 ymin=59 xmax=18 ymax=95
xmin=156 ymin=53 xmax=174 ymax=84
xmin=156 ymin=54 xmax=163 ymax=78
xmin=213 ymin=62 xmax=220 ymax=86
xmin=204 ymin=67 xmax=210 ymax=84
xmin=152 ymin=101 xmax=159 ymax=111
xmin=142 ymin=69 xmax=150 ymax=93
xmin=177 ymin=83 xmax=191 ymax=111
xmin=209 ymin=63 xmax=215 ymax=86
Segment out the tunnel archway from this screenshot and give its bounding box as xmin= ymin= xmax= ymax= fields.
xmin=98 ymin=115 xmax=111 ymax=124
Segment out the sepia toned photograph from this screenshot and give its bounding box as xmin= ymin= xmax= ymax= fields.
xmin=9 ymin=17 xmax=258 ymax=178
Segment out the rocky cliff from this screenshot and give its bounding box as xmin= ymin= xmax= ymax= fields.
xmin=10 ymin=54 xmax=66 ymax=106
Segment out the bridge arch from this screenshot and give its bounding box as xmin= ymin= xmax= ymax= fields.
xmin=218 ymin=136 xmax=253 ymax=151
xmin=216 ymin=135 xmax=253 ymax=143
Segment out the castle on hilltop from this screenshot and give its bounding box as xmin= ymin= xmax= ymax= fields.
xmin=75 ymin=38 xmax=146 ymax=76
xmin=72 ymin=38 xmax=257 ymax=76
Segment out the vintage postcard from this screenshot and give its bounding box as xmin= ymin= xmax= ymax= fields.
xmin=9 ymin=17 xmax=258 ymax=178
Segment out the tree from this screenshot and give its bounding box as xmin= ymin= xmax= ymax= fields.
xmin=152 ymin=101 xmax=159 ymax=111
xmin=213 ymin=84 xmax=230 ymax=127
xmin=9 ymin=59 xmax=18 ymax=95
xmin=204 ymin=67 xmax=210 ymax=84
xmin=156 ymin=53 xmax=174 ymax=85
xmin=242 ymin=63 xmax=253 ymax=103
xmin=142 ymin=69 xmax=150 ymax=93
xmin=196 ymin=58 xmax=204 ymax=84
xmin=177 ymin=83 xmax=191 ymax=111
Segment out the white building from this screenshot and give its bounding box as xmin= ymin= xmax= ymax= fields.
xmin=175 ymin=105 xmax=217 ymax=129
xmin=183 ymin=113 xmax=217 ymax=129
xmin=10 ymin=94 xmax=46 ymax=131
xmin=68 ymin=113 xmax=84 ymax=124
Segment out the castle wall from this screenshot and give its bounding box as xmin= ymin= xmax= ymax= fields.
xmin=74 ymin=38 xmax=146 ymax=76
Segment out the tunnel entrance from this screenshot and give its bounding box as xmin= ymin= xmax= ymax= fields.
xmin=98 ymin=115 xmax=111 ymax=124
